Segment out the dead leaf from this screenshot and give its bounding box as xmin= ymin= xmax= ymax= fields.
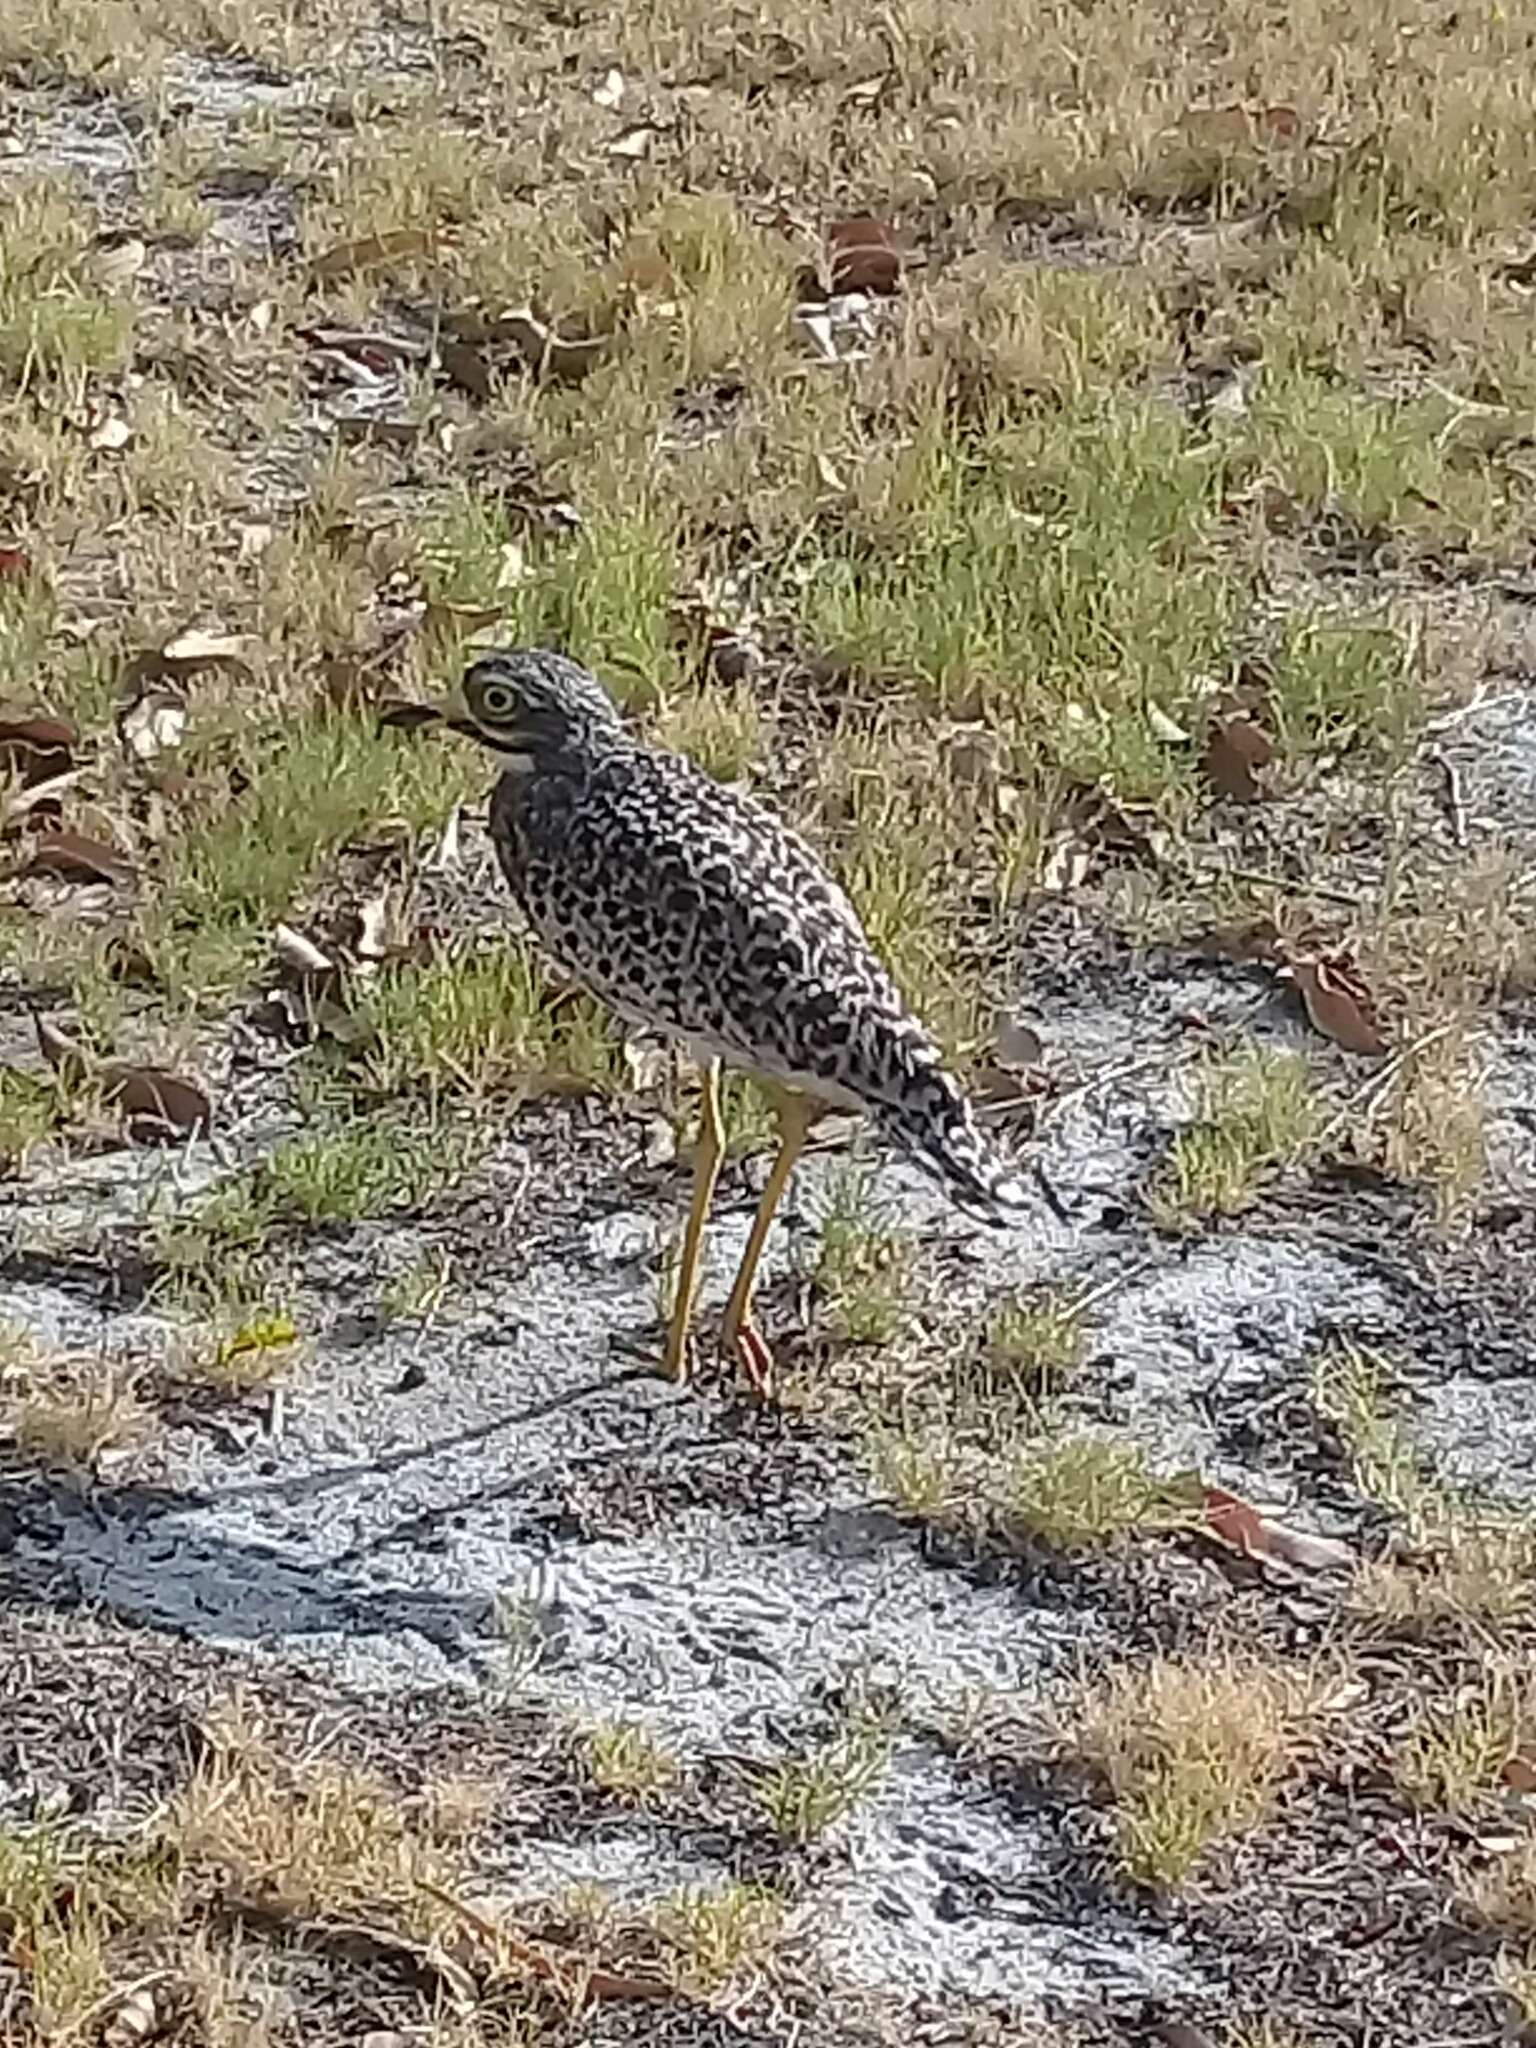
xmin=575 ymin=1965 xmax=673 ymax=2006
xmin=1202 ymin=1486 xmax=1353 ymax=1572
xmin=1254 ymin=104 xmax=1302 ymax=142
xmin=591 ymin=65 xmax=625 ymax=108
xmin=161 ymin=627 xmax=260 ymax=670
xmin=354 ymin=892 xmax=391 ymax=961
xmin=0 ymin=713 xmax=75 ymax=785
xmin=25 ymin=830 xmax=135 ymax=886
xmin=606 ymin=122 xmax=660 ymax=160
xmin=0 ymin=544 xmax=33 ymax=583
xmin=273 ymin=923 xmax=336 ymax=976
xmin=1503 ymin=1755 xmax=1536 ymax=1795
xmin=1181 ymin=103 xmax=1302 ymax=152
xmin=101 ymin=1065 xmax=211 ymax=1143
xmin=1147 ymin=703 xmax=1190 ymax=744
xmin=87 ymin=411 xmax=133 ymax=453
xmin=123 ymin=630 xmax=260 ymax=694
xmin=438 ymin=339 xmax=493 ymax=401
xmin=310 ymin=228 xmax=435 ymax=281
xmin=119 ymin=692 xmax=186 ymax=763
xmin=1287 ymin=952 xmax=1388 ymax=1056
xmin=493 ymin=310 xmax=610 ymax=383
xmin=824 ymin=215 xmax=906 ymax=296
xmin=100 ymin=1979 xmax=162 ymax=2048
xmin=1203 ymin=710 xmax=1275 ymax=801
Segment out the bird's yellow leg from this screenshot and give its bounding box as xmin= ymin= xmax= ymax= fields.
xmin=663 ymin=1059 xmax=723 ymax=1383
xmin=720 ymin=1089 xmax=814 ymax=1394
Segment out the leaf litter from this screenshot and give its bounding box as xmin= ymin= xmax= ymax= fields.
xmin=35 ymin=1014 xmax=211 ymax=1143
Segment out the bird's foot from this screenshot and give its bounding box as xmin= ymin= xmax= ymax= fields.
xmin=726 ymin=1320 xmax=775 ymax=1401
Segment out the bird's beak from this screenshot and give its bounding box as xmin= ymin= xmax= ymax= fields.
xmin=377 ymin=681 xmax=478 ymax=739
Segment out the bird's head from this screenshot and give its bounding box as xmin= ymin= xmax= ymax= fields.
xmin=380 ymin=648 xmax=624 ymax=767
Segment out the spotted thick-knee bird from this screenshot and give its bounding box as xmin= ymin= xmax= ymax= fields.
xmin=383 ymin=648 xmax=1036 ymax=1390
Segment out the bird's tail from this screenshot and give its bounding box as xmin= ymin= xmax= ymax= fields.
xmin=871 ymin=1063 xmax=1033 ymax=1224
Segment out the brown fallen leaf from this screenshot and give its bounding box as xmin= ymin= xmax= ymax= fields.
xmin=823 ymin=215 xmax=906 ymax=296
xmin=1254 ymin=104 xmax=1302 ymax=142
xmin=1203 ymin=1485 xmax=1354 ymax=1572
xmin=1181 ymin=103 xmax=1302 ymax=152
xmin=493 ymin=311 xmax=610 ymax=383
xmin=160 ymin=627 xmax=260 ymax=671
xmin=438 ymin=338 xmax=493 ymax=401
xmin=1202 ymin=709 xmax=1276 ymax=801
xmin=122 ymin=632 xmax=260 ymax=695
xmin=1287 ymin=951 xmax=1387 ymax=1056
xmin=25 ymin=830 xmax=135 ymax=886
xmin=573 ymin=1965 xmax=674 ymax=2007
xmin=0 ymin=712 xmax=76 ymax=785
xmin=0 ymin=545 xmax=33 ymax=583
xmin=310 ymin=228 xmax=436 ymax=281
xmin=35 ymin=1015 xmax=210 ymax=1141
xmin=101 ymin=1065 xmax=211 ymax=1143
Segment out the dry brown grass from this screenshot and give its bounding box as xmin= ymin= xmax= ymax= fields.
xmin=1072 ymin=1650 xmax=1324 ymax=1889
xmin=0 ymin=3 xmax=1532 ymax=2032
xmin=1393 ymin=1661 xmax=1536 ymax=1814
xmin=169 ymin=1697 xmax=465 ymax=1932
xmin=1 ymin=1333 xmax=153 ymax=1474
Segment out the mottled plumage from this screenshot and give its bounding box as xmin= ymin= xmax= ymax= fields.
xmin=386 ymin=648 xmax=1032 ymax=1387
xmin=474 ymin=651 xmax=1028 ymax=1217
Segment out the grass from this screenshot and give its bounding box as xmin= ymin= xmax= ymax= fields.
xmin=998 ymin=1437 xmax=1195 ymax=1551
xmin=653 ymin=1882 xmax=784 ymax=1998
xmin=979 ymin=1286 xmax=1089 ymax=1404
xmin=0 ymin=1698 xmax=491 ymax=2043
xmin=1394 ymin=1663 xmax=1536 ymax=1814
xmin=751 ymin=1707 xmax=893 ymax=1844
xmin=0 ymin=0 xmax=1532 ymax=2037
xmin=1148 ymin=1044 xmax=1321 ymax=1226
xmin=264 ymin=1117 xmax=481 ymax=1223
xmin=170 ymin=1703 xmax=464 ymax=1931
xmin=812 ymin=1164 xmax=914 ymax=1346
xmin=1315 ymin=1338 xmax=1536 ymax=1630
xmin=353 ymin=942 xmax=623 ymax=1101
xmin=580 ymin=1721 xmax=678 ymax=1805
xmin=1 ymin=1344 xmax=152 ymax=1474
xmin=1072 ymin=1651 xmax=1320 ymax=1890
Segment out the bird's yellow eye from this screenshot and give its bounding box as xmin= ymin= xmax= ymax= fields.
xmin=478 ymin=682 xmax=517 ymax=719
